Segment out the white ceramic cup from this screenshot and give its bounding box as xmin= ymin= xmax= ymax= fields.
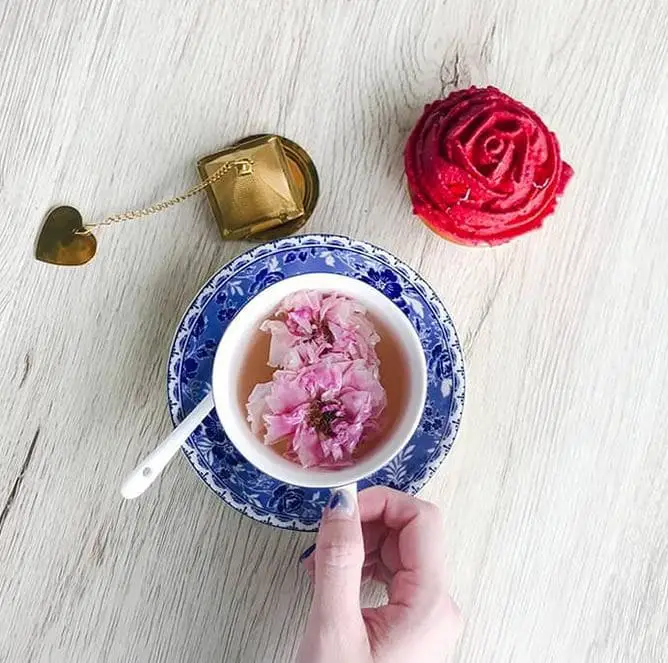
xmin=211 ymin=273 xmax=427 ymax=491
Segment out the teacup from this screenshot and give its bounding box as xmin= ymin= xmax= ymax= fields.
xmin=211 ymin=273 xmax=427 ymax=490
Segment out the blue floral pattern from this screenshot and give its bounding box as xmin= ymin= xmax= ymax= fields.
xmin=167 ymin=235 xmax=465 ymax=531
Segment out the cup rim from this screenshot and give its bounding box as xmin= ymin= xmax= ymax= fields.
xmin=211 ymin=273 xmax=427 ymax=488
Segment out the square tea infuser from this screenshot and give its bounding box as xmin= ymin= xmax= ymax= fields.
xmin=198 ymin=135 xmax=302 ymax=240
xmin=198 ymin=134 xmax=320 ymax=242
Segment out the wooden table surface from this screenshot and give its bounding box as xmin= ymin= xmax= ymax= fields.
xmin=2 ymin=1 xmax=667 ymax=661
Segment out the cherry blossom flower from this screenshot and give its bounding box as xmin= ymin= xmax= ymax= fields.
xmin=260 ymin=290 xmax=380 ymax=370
xmin=246 ymin=359 xmax=386 ymax=468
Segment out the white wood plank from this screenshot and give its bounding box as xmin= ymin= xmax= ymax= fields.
xmin=1 ymin=0 xmax=667 ymax=661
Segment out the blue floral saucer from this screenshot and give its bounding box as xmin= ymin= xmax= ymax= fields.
xmin=167 ymin=235 xmax=465 ymax=530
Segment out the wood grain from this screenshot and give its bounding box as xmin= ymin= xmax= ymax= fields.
xmin=1 ymin=0 xmax=667 ymax=661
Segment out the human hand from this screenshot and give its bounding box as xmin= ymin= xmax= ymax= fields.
xmin=296 ymin=486 xmax=461 ymax=663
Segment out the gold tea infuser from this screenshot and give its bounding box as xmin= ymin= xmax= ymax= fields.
xmin=35 ymin=134 xmax=320 ymax=266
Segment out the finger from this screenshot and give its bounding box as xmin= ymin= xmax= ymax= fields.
xmin=358 ymin=486 xmax=445 ymax=571
xmin=301 ymin=539 xmax=382 ymax=583
xmin=358 ymin=486 xmax=447 ymax=605
xmin=361 ymin=521 xmax=386 ymax=555
xmin=359 ymin=486 xmax=439 ymax=532
xmin=378 ymin=529 xmax=401 ymax=574
xmin=312 ymin=488 xmax=365 ymax=622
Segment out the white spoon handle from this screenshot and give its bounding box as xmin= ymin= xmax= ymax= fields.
xmin=121 ymin=393 xmax=215 ymax=500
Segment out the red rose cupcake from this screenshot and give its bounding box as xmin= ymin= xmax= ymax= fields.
xmin=404 ymin=86 xmax=573 ymax=245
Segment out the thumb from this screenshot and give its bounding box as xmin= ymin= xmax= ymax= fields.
xmin=312 ymin=487 xmax=364 ymax=620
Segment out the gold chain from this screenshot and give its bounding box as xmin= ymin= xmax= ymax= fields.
xmin=78 ymin=158 xmax=253 ymax=233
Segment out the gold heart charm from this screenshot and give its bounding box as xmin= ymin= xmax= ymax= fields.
xmin=35 ymin=206 xmax=96 ymax=266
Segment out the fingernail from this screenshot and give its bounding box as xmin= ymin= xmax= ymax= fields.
xmin=327 ymin=489 xmax=355 ymax=519
xmin=299 ymin=544 xmax=315 ymax=562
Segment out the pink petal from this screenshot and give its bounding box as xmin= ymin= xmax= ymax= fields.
xmin=286 ymin=308 xmax=316 ymax=336
xmin=297 ymin=362 xmax=344 ymax=399
xmin=330 ymin=419 xmax=365 ymax=452
xmin=260 ymin=320 xmax=300 ymax=368
xmin=264 ymin=406 xmax=308 ymax=444
xmin=246 ymin=382 xmax=273 ymax=435
xmin=339 ymin=390 xmax=374 ymax=422
xmin=292 ymin=423 xmax=323 ymax=467
xmin=277 ymin=290 xmax=322 ymax=314
xmin=264 ymin=370 xmax=309 ymax=413
xmin=279 ymin=347 xmax=307 ymax=371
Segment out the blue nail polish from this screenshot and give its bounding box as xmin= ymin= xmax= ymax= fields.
xmin=328 ymin=489 xmax=353 ymax=513
xmin=299 ymin=543 xmax=316 ymax=562
xmin=329 ymin=491 xmax=344 ymax=510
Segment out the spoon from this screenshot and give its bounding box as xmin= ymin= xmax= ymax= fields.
xmin=121 ymin=393 xmax=214 ymax=499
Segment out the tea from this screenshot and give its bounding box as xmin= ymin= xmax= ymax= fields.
xmin=237 ymin=292 xmax=409 ymax=468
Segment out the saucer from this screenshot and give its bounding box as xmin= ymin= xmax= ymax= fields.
xmin=167 ymin=235 xmax=465 ymax=530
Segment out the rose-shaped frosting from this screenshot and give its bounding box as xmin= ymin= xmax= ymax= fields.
xmin=405 ymin=86 xmax=573 ymax=244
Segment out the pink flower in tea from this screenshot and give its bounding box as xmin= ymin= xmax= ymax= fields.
xmin=260 ymin=290 xmax=380 ymax=370
xmin=246 ymin=359 xmax=387 ymax=468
